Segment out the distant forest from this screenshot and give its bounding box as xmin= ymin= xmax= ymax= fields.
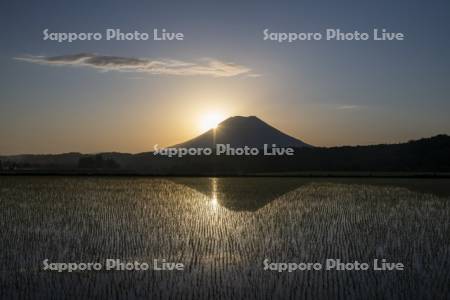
xmin=1 ymin=135 xmax=450 ymax=175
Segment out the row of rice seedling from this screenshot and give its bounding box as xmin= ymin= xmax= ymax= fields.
xmin=0 ymin=176 xmax=449 ymax=299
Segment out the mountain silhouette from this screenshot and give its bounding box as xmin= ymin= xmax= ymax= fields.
xmin=173 ymin=116 xmax=311 ymax=148
xmin=1 ymin=118 xmax=450 ymax=175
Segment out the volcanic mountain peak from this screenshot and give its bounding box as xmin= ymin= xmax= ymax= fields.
xmin=219 ymin=115 xmax=260 ymax=123
xmin=174 ymin=115 xmax=311 ymax=148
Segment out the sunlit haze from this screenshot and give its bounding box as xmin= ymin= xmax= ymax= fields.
xmin=199 ymin=112 xmax=226 ymax=132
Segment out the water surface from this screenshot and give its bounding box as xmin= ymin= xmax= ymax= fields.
xmin=0 ymin=177 xmax=449 ymax=299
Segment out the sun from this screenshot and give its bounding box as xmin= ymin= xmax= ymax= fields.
xmin=199 ymin=112 xmax=225 ymax=132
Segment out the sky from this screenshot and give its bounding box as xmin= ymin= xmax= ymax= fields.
xmin=1 ymin=0 xmax=450 ymax=154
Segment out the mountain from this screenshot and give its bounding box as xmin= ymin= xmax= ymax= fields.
xmin=174 ymin=116 xmax=311 ymax=148
xmin=1 ymin=114 xmax=450 ymax=175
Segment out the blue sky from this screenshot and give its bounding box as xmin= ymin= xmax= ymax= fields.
xmin=1 ymin=0 xmax=450 ymax=154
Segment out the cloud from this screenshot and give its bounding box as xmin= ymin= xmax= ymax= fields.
xmin=337 ymin=105 xmax=363 ymax=110
xmin=14 ymin=53 xmax=256 ymax=78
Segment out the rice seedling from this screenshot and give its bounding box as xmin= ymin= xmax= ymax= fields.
xmin=0 ymin=176 xmax=449 ymax=299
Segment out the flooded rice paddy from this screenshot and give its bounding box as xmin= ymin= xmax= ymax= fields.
xmin=0 ymin=177 xmax=449 ymax=299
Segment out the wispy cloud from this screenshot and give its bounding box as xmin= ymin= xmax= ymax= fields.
xmin=337 ymin=105 xmax=363 ymax=110
xmin=14 ymin=53 xmax=256 ymax=78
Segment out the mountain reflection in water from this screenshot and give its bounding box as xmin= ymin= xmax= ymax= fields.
xmin=169 ymin=177 xmax=450 ymax=211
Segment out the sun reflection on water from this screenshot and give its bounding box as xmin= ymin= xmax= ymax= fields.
xmin=210 ymin=178 xmax=219 ymax=211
